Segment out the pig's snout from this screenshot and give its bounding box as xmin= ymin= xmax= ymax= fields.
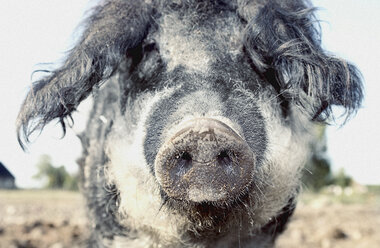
xmin=155 ymin=118 xmax=255 ymax=203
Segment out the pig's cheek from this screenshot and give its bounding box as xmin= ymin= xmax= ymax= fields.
xmin=103 ymin=89 xmax=189 ymax=233
xmin=252 ymin=98 xmax=313 ymax=221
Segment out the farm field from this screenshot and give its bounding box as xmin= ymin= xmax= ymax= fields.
xmin=0 ymin=189 xmax=379 ymax=248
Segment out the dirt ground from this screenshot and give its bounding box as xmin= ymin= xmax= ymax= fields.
xmin=1 ymin=190 xmax=379 ymax=248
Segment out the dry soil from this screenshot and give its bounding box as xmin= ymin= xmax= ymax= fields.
xmin=0 ymin=190 xmax=379 ymax=248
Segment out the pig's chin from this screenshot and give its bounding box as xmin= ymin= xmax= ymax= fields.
xmin=161 ymin=183 xmax=253 ymax=235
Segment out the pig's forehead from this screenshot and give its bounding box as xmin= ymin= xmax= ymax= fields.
xmin=152 ymin=10 xmax=244 ymax=74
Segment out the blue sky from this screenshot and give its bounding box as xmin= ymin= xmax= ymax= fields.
xmin=0 ymin=0 xmax=379 ymax=188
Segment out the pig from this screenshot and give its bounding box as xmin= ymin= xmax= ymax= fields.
xmin=17 ymin=0 xmax=363 ymax=247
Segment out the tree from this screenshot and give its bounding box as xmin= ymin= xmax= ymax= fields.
xmin=331 ymin=168 xmax=352 ymax=188
xmin=33 ymin=155 xmax=79 ymax=190
xmin=302 ymin=124 xmax=333 ymax=191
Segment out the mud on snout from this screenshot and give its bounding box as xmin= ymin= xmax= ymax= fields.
xmin=155 ymin=118 xmax=256 ymax=204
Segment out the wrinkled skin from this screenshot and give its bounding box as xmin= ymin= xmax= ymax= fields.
xmin=17 ymin=1 xmax=363 ymax=247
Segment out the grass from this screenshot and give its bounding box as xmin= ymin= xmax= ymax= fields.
xmin=300 ymin=186 xmax=380 ymax=206
xmin=367 ymin=185 xmax=380 ymax=194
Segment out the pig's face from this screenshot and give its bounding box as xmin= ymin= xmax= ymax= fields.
xmin=103 ymin=9 xmax=311 ymax=237
xmin=105 ymin=78 xmax=309 ymax=237
xmin=17 ymin=0 xmax=363 ymax=246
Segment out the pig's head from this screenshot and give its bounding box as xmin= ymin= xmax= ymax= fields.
xmin=17 ymin=0 xmax=363 ymax=246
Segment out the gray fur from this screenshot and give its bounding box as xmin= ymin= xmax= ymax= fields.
xmin=17 ymin=0 xmax=363 ymax=247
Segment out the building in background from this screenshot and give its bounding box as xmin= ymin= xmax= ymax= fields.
xmin=0 ymin=162 xmax=16 ymax=189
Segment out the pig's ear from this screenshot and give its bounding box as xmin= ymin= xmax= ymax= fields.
xmin=17 ymin=1 xmax=155 ymax=148
xmin=242 ymin=1 xmax=363 ymax=121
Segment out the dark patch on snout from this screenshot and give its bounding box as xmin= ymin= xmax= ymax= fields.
xmin=143 ymin=77 xmax=267 ymax=174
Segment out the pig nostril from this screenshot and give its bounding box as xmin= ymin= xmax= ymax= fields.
xmin=174 ymin=151 xmax=193 ymax=176
xmin=217 ymin=150 xmax=233 ymax=167
xmin=180 ymin=151 xmax=192 ymax=161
